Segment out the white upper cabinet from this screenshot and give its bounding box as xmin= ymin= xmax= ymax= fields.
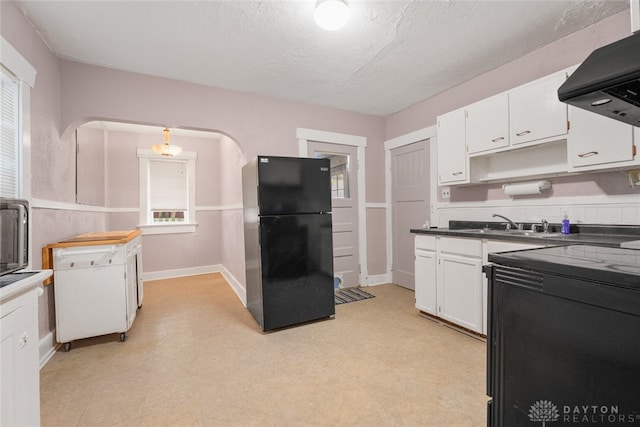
xmin=568 ymin=106 xmax=637 ymax=171
xmin=437 ymin=108 xmax=469 ymax=184
xmin=509 ymin=71 xmax=568 ymax=146
xmin=436 ymin=66 xmax=638 ymax=186
xmin=466 ymin=93 xmax=509 ymax=155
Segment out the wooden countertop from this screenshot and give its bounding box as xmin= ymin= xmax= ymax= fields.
xmin=42 ymin=230 xmax=141 ymax=285
xmin=47 ymin=229 xmax=142 ymax=248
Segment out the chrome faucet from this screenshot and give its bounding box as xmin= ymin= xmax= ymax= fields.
xmin=492 ymin=214 xmax=520 ymax=230
xmin=532 ymin=219 xmax=550 ymax=233
xmin=541 ymin=219 xmax=549 ymax=233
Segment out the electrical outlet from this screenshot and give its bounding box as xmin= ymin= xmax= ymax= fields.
xmin=629 ymin=169 xmax=640 ymax=187
xmin=441 ymin=187 xmax=451 ymax=199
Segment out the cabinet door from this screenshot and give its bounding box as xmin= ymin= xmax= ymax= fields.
xmin=437 ymin=109 xmax=468 ymax=184
xmin=568 ymin=106 xmax=636 ymax=170
xmin=54 ymin=265 xmax=128 ymax=343
xmin=1 ymin=293 xmax=40 ymax=427
xmin=510 ymin=71 xmax=568 ymax=146
xmin=415 ymin=249 xmax=437 ymax=315
xmin=466 ymin=93 xmax=509 ymax=154
xmin=437 ymin=253 xmax=483 ymax=333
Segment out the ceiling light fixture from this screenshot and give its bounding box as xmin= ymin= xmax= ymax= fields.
xmin=314 ymin=0 xmax=349 ymax=31
xmin=152 ymin=128 xmax=182 ymax=157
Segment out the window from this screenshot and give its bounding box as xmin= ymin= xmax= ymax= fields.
xmin=0 ymin=67 xmax=20 ymax=197
xmin=137 ymin=149 xmax=197 ymax=234
xmin=331 ymin=171 xmax=346 ymax=199
xmin=314 ymin=152 xmax=350 ymax=199
xmin=1 ymin=37 xmax=36 ymax=199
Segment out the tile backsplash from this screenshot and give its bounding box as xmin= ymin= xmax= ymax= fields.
xmin=435 ymin=200 xmax=640 ymax=228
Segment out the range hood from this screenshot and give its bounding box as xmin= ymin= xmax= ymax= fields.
xmin=557 ymin=32 xmax=640 ymax=127
xmin=558 ymin=0 xmax=640 ymax=127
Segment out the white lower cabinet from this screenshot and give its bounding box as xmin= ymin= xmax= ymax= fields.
xmin=415 ymin=235 xmax=483 ymax=334
xmin=1 ymin=294 xmax=39 ymax=427
xmin=437 ymin=238 xmax=483 ymax=333
xmin=415 ymin=236 xmax=437 ymax=315
xmin=415 ymin=235 xmax=548 ymax=335
xmin=0 ymin=271 xmax=51 ymax=427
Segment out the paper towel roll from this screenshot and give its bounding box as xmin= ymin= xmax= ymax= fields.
xmin=502 ymin=181 xmax=551 ymax=196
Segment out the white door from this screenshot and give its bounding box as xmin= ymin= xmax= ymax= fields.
xmin=308 ymin=142 xmax=360 ymax=288
xmin=391 ymin=140 xmax=430 ymax=290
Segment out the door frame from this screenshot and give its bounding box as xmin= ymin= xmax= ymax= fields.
xmin=384 ymin=125 xmax=437 ymax=283
xmin=296 ymin=128 xmax=367 ymax=286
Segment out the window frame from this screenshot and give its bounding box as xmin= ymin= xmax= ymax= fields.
xmin=1 ymin=37 xmax=36 ymax=270
xmin=1 ymin=36 xmax=36 ymax=201
xmin=137 ymin=148 xmax=197 ymax=235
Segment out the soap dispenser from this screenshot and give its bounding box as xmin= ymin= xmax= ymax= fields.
xmin=561 ymin=211 xmax=570 ymax=235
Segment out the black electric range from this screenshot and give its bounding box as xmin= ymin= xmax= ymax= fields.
xmin=485 ymin=245 xmax=640 ymax=427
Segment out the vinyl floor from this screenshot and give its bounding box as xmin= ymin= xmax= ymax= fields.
xmin=40 ymin=273 xmax=487 ymax=426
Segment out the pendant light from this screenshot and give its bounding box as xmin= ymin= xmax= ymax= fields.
xmin=314 ymin=0 xmax=349 ymax=31
xmin=152 ymin=128 xmax=182 ymax=157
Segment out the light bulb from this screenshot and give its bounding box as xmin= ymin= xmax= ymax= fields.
xmin=314 ymin=0 xmax=349 ymax=31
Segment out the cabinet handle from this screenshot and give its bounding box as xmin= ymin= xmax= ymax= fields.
xmin=453 ymin=171 xmax=463 ymax=176
xmin=18 ymin=332 xmax=28 ymax=349
xmin=515 ymin=130 xmax=531 ymax=137
xmin=578 ymin=151 xmax=599 ymax=158
xmin=491 ymin=137 xmax=504 ymax=142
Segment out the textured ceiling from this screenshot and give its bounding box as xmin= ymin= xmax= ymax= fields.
xmin=16 ymin=0 xmax=630 ymax=116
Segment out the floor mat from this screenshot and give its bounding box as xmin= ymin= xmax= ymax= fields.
xmin=335 ymin=287 xmax=375 ymax=305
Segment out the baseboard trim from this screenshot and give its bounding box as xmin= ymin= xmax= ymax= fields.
xmin=39 ymin=331 xmax=58 ymax=370
xmin=142 ymin=264 xmax=247 ymax=306
xmin=366 ymin=274 xmax=391 ymax=286
xmin=142 ymin=265 xmax=222 ymax=282
xmin=220 ymin=266 xmax=246 ymax=307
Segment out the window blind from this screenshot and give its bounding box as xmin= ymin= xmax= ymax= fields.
xmin=0 ymin=67 xmax=19 ymax=198
xmin=148 ymin=159 xmax=188 ymax=211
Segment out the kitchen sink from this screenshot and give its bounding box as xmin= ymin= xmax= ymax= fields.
xmin=457 ymin=229 xmax=564 ymax=238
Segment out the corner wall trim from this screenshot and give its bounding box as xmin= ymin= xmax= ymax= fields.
xmin=39 ymin=331 xmax=57 ymax=370
xmin=220 ymin=266 xmax=246 ymax=307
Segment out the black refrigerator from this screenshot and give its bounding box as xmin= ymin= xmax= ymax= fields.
xmin=242 ymin=156 xmax=335 ymax=331
xmin=484 ymin=245 xmax=640 ymax=426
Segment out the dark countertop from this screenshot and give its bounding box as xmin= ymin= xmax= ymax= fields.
xmin=410 ymin=221 xmax=640 ymax=248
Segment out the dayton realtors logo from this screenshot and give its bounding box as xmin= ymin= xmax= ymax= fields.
xmin=528 ymin=400 xmax=560 ymax=426
xmin=528 ymin=400 xmax=640 ymax=425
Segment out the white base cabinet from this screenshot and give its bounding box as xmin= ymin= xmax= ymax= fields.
xmin=0 ymin=270 xmax=52 ymax=427
xmin=437 ymin=238 xmax=483 ymax=333
xmin=414 ymin=236 xmax=483 ymax=334
xmin=415 ymin=235 xmax=548 ymax=335
xmin=414 ymin=236 xmax=437 ymax=315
